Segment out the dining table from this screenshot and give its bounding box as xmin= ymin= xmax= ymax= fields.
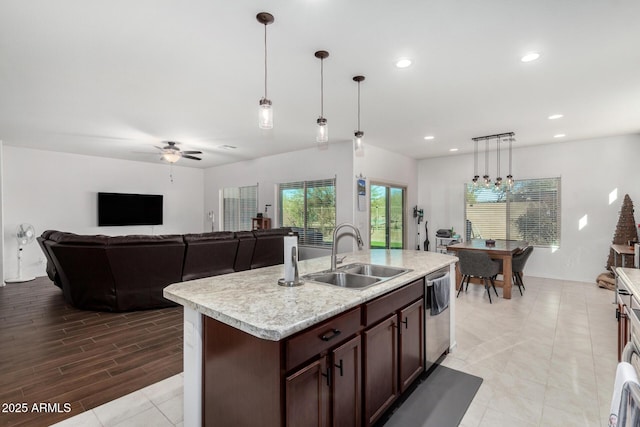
xmin=446 ymin=239 xmax=529 ymax=299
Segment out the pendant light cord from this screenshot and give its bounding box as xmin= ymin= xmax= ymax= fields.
xmin=320 ymin=58 xmax=324 ymax=117
xmin=357 ymin=81 xmax=361 ymax=131
xmin=509 ymin=137 xmax=513 ymax=175
xmin=473 ymin=140 xmax=478 ymax=177
xmin=496 ymin=138 xmax=500 ymax=178
xmin=264 ymin=23 xmax=268 ymax=99
xmin=484 ymin=140 xmax=489 ymax=176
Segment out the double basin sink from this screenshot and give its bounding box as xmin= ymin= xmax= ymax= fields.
xmin=303 ymin=263 xmax=411 ymax=290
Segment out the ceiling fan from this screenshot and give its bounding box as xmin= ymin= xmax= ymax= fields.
xmin=154 ymin=141 xmax=202 ymax=163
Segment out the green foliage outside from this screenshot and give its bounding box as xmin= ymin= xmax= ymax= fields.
xmin=281 ymin=183 xmax=336 ymax=245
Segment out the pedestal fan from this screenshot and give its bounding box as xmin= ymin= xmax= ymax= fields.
xmin=5 ymin=223 xmax=36 ymax=284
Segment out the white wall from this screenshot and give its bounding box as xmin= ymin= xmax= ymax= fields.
xmin=418 ymin=134 xmax=640 ymax=282
xmin=204 ymin=142 xmax=355 ymax=259
xmin=3 ymin=146 xmax=205 ymax=279
xmin=204 ymin=142 xmax=420 ymax=262
xmin=353 ymin=145 xmax=419 ymax=250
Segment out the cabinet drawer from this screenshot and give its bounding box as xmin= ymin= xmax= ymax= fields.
xmin=286 ymin=307 xmax=362 ymax=371
xmin=364 ymin=279 xmax=424 ymax=327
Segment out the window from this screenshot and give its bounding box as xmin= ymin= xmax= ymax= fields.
xmin=465 ymin=177 xmax=561 ymax=247
xmin=222 ymin=185 xmax=258 ymax=231
xmin=279 ymin=178 xmax=336 ymax=247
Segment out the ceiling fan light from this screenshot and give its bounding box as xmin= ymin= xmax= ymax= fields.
xmin=162 ymin=152 xmax=181 ymax=163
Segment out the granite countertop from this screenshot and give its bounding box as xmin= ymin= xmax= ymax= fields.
xmin=617 ymin=267 xmax=640 ymax=298
xmin=164 ymin=249 xmax=457 ymax=341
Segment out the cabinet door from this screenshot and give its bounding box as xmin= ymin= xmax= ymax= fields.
xmin=286 ymin=357 xmax=330 ymax=427
xmin=363 ymin=314 xmax=398 ymax=426
xmin=399 ymin=299 xmax=424 ymax=392
xmin=331 ymin=335 xmax=361 ymax=427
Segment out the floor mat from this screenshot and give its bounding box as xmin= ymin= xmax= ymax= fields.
xmin=377 ymin=365 xmax=483 ymax=427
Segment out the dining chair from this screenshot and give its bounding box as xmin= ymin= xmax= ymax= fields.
xmin=511 ymin=246 xmax=534 ymax=295
xmin=456 ymin=250 xmax=501 ymax=303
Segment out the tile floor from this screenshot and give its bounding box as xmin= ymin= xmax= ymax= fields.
xmin=51 ymin=276 xmax=617 ymax=427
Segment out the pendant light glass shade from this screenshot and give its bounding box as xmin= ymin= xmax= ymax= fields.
xmin=316 ymin=117 xmax=328 ymax=143
xmin=353 ymin=76 xmax=365 ymax=155
xmin=354 ymin=131 xmax=364 ymax=154
xmin=315 ymin=51 xmax=329 ymax=143
xmin=257 ymin=13 xmax=274 ymax=129
xmin=259 ymin=98 xmax=273 ymax=129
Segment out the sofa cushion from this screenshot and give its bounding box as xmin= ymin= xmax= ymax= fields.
xmin=49 ymin=232 xmax=110 ymax=245
xmin=182 ymin=232 xmax=238 ymax=281
xmin=108 ymin=234 xmax=184 ymax=245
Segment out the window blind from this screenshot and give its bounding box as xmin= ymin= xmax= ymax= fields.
xmin=223 ymin=185 xmax=258 ymax=231
xmin=279 ymin=178 xmax=336 ymax=247
xmin=465 ymin=177 xmax=560 ymax=247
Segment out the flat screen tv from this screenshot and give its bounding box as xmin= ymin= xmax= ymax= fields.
xmin=98 ymin=192 xmax=163 ymax=226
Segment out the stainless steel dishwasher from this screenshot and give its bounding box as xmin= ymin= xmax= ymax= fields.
xmin=425 ymin=266 xmax=451 ymax=372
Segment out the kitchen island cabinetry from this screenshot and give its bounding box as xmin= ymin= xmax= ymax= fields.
xmin=164 ymin=249 xmax=457 ymax=427
xmin=363 ymin=279 xmax=424 ymax=425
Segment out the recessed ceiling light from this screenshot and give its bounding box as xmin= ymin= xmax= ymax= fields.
xmin=521 ymin=52 xmax=540 ymax=62
xmin=395 ymin=58 xmax=413 ymax=68
xmin=548 ymin=114 xmax=563 ymax=120
xmin=449 ymin=148 xmax=459 ymax=152
xmin=219 ymin=144 xmax=237 ymax=150
xmin=553 ymin=133 xmax=566 ymax=138
xmin=424 ymin=136 xmax=435 ymax=140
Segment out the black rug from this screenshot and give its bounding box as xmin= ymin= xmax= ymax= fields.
xmin=376 ymin=365 xmax=483 ymax=427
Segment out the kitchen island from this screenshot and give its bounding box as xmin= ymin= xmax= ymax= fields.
xmin=164 ymin=249 xmax=457 ymax=427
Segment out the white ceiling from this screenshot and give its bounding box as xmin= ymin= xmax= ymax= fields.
xmin=1 ymin=0 xmax=639 ymax=168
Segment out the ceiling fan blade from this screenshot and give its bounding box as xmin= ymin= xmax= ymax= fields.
xmin=182 ymin=155 xmax=202 ymax=161
xmin=181 ymin=150 xmax=203 ymax=155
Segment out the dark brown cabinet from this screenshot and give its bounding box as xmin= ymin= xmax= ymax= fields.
xmin=286 ymin=358 xmax=330 ymax=427
xmin=202 ymin=277 xmax=430 ymax=427
xmin=364 ymin=314 xmax=398 ymax=425
xmin=286 ymin=334 xmax=362 ymax=427
xmin=399 ymin=298 xmax=425 ymax=392
xmin=363 ymin=279 xmax=425 ymax=426
xmin=331 ymin=336 xmax=362 ymax=427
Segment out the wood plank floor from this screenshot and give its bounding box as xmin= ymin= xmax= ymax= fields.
xmin=0 ymin=277 xmax=183 ymax=426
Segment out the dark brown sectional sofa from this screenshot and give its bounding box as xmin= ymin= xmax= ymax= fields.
xmin=37 ymin=228 xmax=292 ymax=312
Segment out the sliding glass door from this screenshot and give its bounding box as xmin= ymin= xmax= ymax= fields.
xmin=370 ymin=183 xmax=405 ymax=249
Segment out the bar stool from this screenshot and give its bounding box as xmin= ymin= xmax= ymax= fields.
xmin=456 ymin=250 xmax=501 ymax=303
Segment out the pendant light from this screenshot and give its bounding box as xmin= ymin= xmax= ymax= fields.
xmin=472 ymin=140 xmax=479 ymax=186
xmin=483 ymin=139 xmax=491 ymax=188
xmin=257 ymin=12 xmax=274 ymax=129
xmin=315 ymin=50 xmax=329 ymax=143
xmin=472 ymin=132 xmax=515 ymax=191
xmin=353 ymin=75 xmax=365 ymax=154
xmin=494 ymin=138 xmax=503 ymax=189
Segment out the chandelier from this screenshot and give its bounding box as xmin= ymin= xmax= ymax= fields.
xmin=471 ymin=132 xmax=515 ymax=190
